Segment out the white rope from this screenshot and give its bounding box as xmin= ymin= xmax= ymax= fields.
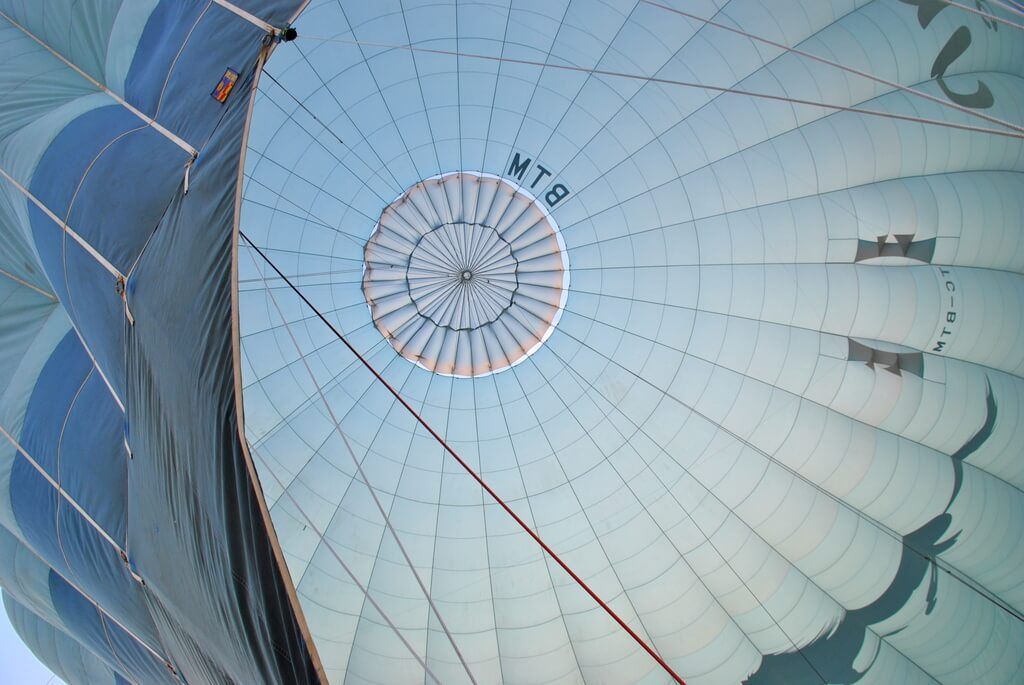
xmin=0 ymin=9 xmax=197 ymax=157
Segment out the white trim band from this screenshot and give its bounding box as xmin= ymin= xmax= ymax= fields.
xmin=211 ymin=0 xmax=278 ymax=34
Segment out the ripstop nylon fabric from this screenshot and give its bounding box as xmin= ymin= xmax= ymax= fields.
xmin=0 ymin=1 xmax=321 ymax=683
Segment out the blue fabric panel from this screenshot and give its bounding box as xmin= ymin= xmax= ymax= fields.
xmin=26 ymin=103 xmax=187 ymax=399
xmin=124 ymin=1 xmax=210 ymax=116
xmin=17 ymin=331 xmax=92 ymax=476
xmin=67 ymin=283 xmax=124 ymax=401
xmin=49 ymin=570 xmax=175 ymax=685
xmin=55 ymin=249 xmax=127 ymax=397
xmin=9 ymin=457 xmax=161 ymax=652
xmin=59 ymin=372 xmax=129 ymax=542
xmin=27 ymin=103 xmax=187 ymax=274
xmin=24 ymin=205 xmax=74 ymax=312
xmin=6 ymin=1 xmax=317 ymax=682
xmin=126 ymin=1 xmax=268 ymax=148
xmin=17 ymin=331 xmax=126 ymax=540
xmin=9 ymin=460 xmax=60 ymax=574
xmin=125 ymin=43 xmax=318 ymax=684
xmin=27 ymin=106 xmax=158 ymax=272
xmin=61 ymin=128 xmax=188 ymax=272
xmin=11 ymin=330 xmax=160 ymax=650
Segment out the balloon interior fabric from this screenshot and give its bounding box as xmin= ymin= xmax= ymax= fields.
xmin=0 ymin=1 xmax=1023 ymax=684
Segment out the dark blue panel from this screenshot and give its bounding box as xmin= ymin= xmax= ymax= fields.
xmin=18 ymin=331 xmax=93 ymax=476
xmin=26 ymin=101 xmax=186 ymax=399
xmin=125 ymin=1 xmax=210 ymax=116
xmin=62 ymin=126 xmax=188 ymax=271
xmin=59 ymin=372 xmax=129 ymax=541
xmin=19 ymin=331 xmax=127 ymax=540
xmin=13 ymin=1 xmax=320 ymax=682
xmin=57 ymin=236 xmax=127 ymax=398
xmin=28 ymin=104 xmax=187 ymax=276
xmin=9 ymin=444 xmax=162 ymax=652
xmin=49 ymin=571 xmax=175 ymax=685
xmin=9 ymin=455 xmax=62 ymax=573
xmin=26 ymin=205 xmax=73 ymax=308
xmin=26 ymin=104 xmax=138 ymax=230
xmin=16 ymin=233 xmax=125 ymax=401
xmin=13 ymin=331 xmax=158 ymax=651
xmin=127 ymin=1 xmax=268 ymax=148
xmin=125 ymin=47 xmax=319 ymax=684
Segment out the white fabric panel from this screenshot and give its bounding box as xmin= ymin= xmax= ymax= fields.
xmin=239 ymin=1 xmax=1024 ymax=682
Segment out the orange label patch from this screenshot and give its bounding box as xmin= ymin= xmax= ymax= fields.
xmin=212 ymin=69 xmax=239 ymax=103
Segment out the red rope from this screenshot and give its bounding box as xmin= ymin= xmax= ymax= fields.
xmin=242 ymin=234 xmax=687 ymax=684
